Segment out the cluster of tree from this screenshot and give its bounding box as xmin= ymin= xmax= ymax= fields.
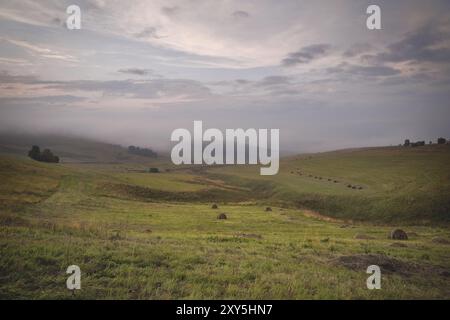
xmin=127 ymin=145 xmax=157 ymax=158
xmin=148 ymin=167 xmax=160 ymax=173
xmin=28 ymin=145 xmax=60 ymax=163
xmin=404 ymin=138 xmax=447 ymax=147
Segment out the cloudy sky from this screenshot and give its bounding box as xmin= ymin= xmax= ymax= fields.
xmin=0 ymin=0 xmax=449 ymax=153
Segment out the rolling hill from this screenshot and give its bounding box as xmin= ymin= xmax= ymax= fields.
xmin=0 ymin=133 xmax=161 ymax=163
xmin=1 ymin=136 xmax=449 ymax=299
xmin=205 ymin=145 xmax=450 ymax=224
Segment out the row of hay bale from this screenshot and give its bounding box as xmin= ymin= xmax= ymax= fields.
xmin=291 ymin=169 xmax=364 ymax=190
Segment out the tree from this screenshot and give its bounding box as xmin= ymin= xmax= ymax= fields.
xmin=28 ymin=145 xmax=41 ymax=161
xmin=28 ymin=146 xmax=59 ymax=163
xmin=403 ymin=139 xmax=410 ymax=147
xmin=128 ymin=145 xmax=157 ymax=158
xmin=40 ymin=149 xmax=59 ymax=163
xmin=437 ymin=137 xmax=447 ymax=145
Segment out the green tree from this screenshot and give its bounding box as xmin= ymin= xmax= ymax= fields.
xmin=28 ymin=145 xmax=41 ymax=161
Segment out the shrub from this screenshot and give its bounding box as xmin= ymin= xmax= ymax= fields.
xmin=28 ymin=145 xmax=41 ymax=161
xmin=128 ymin=145 xmax=157 ymax=157
xmin=28 ymin=146 xmax=59 ymax=163
xmin=40 ymin=149 xmax=59 ymax=163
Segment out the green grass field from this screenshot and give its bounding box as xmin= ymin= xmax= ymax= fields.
xmin=1 ymin=142 xmax=450 ymax=299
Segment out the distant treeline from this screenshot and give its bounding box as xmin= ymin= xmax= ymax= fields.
xmin=403 ymin=137 xmax=448 ymax=147
xmin=128 ymin=145 xmax=157 ymax=158
xmin=28 ymin=145 xmax=59 ymax=163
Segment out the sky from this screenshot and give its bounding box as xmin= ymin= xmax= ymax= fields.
xmin=0 ymin=0 xmax=449 ymax=153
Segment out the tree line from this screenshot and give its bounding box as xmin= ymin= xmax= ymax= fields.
xmin=28 ymin=145 xmax=60 ymax=163
xmin=128 ymin=145 xmax=157 ymax=158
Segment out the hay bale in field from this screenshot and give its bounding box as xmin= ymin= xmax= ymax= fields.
xmin=217 ymin=213 xmax=227 ymax=220
xmin=211 ymin=204 xmax=218 ymax=209
xmin=389 ymin=229 xmax=408 ymax=240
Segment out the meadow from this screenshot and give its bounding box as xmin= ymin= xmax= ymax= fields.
xmin=0 ymin=141 xmax=449 ymax=299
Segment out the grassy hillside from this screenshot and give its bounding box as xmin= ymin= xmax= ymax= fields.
xmin=0 ymin=133 xmax=161 ymax=163
xmin=206 ymin=145 xmax=450 ymax=224
xmin=0 ymin=149 xmax=450 ymax=299
xmin=0 ymin=142 xmax=450 ymax=299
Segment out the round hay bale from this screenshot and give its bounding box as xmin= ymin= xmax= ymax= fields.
xmin=217 ymin=213 xmax=227 ymax=220
xmin=390 ymin=229 xmax=408 ymax=240
xmin=211 ymin=204 xmax=218 ymax=209
xmin=265 ymin=207 xmax=272 ymax=212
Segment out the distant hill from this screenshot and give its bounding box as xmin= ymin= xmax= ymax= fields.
xmin=207 ymin=144 xmax=450 ymax=224
xmin=0 ymin=133 xmax=160 ymax=163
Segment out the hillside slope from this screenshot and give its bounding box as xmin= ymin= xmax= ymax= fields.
xmin=206 ymin=145 xmax=450 ymax=224
xmin=0 ymin=154 xmax=449 ymax=299
xmin=0 ymin=133 xmax=160 ymax=163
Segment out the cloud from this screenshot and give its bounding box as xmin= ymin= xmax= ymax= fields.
xmin=0 ymin=70 xmax=38 ymax=84
xmin=343 ymin=43 xmax=374 ymax=58
xmin=53 ymin=79 xmax=211 ymax=100
xmin=1 ymin=1 xmax=450 ymax=152
xmin=370 ymin=21 xmax=450 ymax=64
xmin=0 ymin=70 xmax=211 ymax=106
xmin=161 ymin=6 xmax=179 ymax=16
xmin=281 ymin=44 xmax=332 ymax=66
xmin=256 ymin=76 xmax=292 ymax=87
xmin=327 ymin=64 xmax=401 ymax=78
xmin=134 ymin=26 xmax=165 ymax=39
xmin=118 ymin=68 xmax=153 ymax=76
xmin=232 ymin=11 xmax=250 ymax=19
xmin=1 ymin=38 xmax=78 ymax=62
xmin=0 ymin=95 xmax=87 ymax=105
